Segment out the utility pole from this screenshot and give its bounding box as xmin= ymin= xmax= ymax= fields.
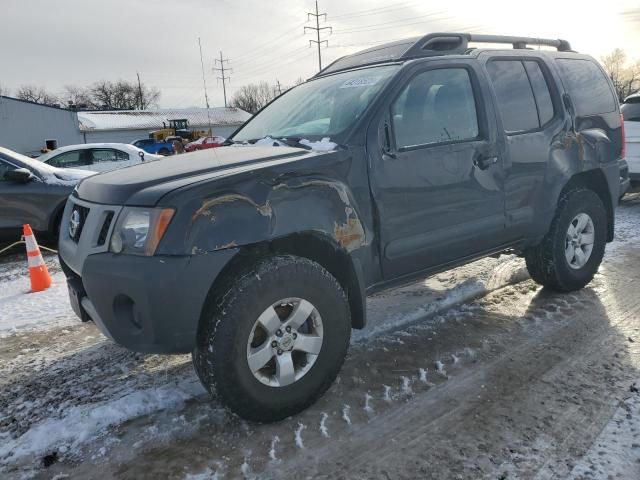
xmin=305 ymin=1 xmax=332 ymax=72
xmin=214 ymin=51 xmax=232 ymax=108
xmin=136 ymin=72 xmax=144 ymax=110
xmin=275 ymin=79 xmax=282 ymax=95
xmin=198 ymin=38 xmax=213 ymax=135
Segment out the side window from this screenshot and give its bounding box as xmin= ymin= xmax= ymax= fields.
xmin=391 ymin=68 xmax=479 ymax=148
xmin=622 ymin=103 xmax=640 ymax=122
xmin=556 ymin=59 xmax=616 ymax=116
xmin=48 ymin=150 xmax=86 ymax=168
xmin=487 ymin=60 xmax=539 ymax=132
xmin=92 ymin=149 xmax=129 ymax=163
xmin=0 ymin=160 xmax=16 ymax=182
xmin=524 ymin=61 xmax=555 ymax=126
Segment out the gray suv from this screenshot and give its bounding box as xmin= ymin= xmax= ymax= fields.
xmin=59 ymin=33 xmax=624 ymax=422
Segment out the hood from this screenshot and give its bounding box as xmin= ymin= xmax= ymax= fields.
xmin=75 ymin=145 xmax=313 ymax=205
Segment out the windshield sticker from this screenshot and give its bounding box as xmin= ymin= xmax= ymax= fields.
xmin=339 ymin=77 xmax=381 ymax=88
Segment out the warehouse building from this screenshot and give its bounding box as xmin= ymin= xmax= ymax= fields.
xmin=0 ymin=96 xmax=250 ymax=155
xmin=77 ymin=108 xmax=250 ymax=144
xmin=0 ymin=96 xmax=83 ymax=156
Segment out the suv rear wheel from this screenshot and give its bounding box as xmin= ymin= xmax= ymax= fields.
xmin=525 ymin=189 xmax=607 ymax=292
xmin=193 ymin=255 xmax=351 ymax=422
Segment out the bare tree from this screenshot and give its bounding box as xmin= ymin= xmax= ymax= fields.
xmin=601 ymin=49 xmax=640 ymax=102
xmin=231 ymin=82 xmax=278 ymax=114
xmin=0 ymin=83 xmax=8 ymax=97
xmin=15 ymin=85 xmax=59 ymax=106
xmin=60 ymin=85 xmax=93 ymax=108
xmin=89 ymin=80 xmax=160 ymax=110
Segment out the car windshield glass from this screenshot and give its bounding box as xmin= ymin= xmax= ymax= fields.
xmin=232 ymin=65 xmax=400 ymax=142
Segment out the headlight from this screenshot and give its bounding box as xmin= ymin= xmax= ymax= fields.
xmin=110 ymin=207 xmax=174 ymax=256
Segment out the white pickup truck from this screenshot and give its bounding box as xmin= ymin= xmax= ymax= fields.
xmin=622 ymin=94 xmax=640 ymax=184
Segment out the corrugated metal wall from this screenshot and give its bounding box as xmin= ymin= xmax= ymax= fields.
xmin=0 ymin=97 xmax=83 ymax=155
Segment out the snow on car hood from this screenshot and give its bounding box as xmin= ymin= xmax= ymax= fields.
xmin=239 ymin=136 xmax=338 ymax=152
xmin=46 ymin=167 xmax=96 ymax=186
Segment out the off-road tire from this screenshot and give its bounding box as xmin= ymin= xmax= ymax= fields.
xmin=525 ymin=188 xmax=607 ymax=292
xmin=193 ymin=255 xmax=351 ymax=422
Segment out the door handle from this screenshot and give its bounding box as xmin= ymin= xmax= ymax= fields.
xmin=474 ymin=155 xmax=498 ymax=170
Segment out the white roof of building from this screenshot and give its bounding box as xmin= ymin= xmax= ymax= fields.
xmin=77 ymin=107 xmax=251 ymax=131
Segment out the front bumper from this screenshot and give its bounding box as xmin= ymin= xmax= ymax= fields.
xmin=58 ymin=195 xmax=238 ymax=353
xmin=61 ymin=250 xmax=237 ymax=353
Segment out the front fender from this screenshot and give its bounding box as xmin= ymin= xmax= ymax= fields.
xmin=167 ymin=175 xmax=368 ymax=256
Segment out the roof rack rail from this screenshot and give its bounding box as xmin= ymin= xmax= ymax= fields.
xmin=315 ymin=33 xmax=574 ymax=78
xmin=403 ymin=33 xmax=573 ymax=58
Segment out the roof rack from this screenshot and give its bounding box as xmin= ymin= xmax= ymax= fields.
xmin=403 ymin=33 xmax=573 ymax=57
xmin=316 ymin=32 xmax=573 ymax=77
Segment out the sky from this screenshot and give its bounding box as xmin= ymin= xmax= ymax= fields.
xmin=1 ymin=0 xmax=639 ymax=109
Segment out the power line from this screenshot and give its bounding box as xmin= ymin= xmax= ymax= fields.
xmin=214 ymin=51 xmax=232 ymax=108
xmin=305 ymin=1 xmax=332 ymax=71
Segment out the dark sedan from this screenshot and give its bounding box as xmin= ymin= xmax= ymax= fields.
xmin=0 ymin=147 xmax=94 ymax=242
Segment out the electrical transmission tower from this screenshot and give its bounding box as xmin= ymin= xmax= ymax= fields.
xmin=214 ymin=51 xmax=232 ymax=107
xmin=305 ymin=1 xmax=332 ymax=72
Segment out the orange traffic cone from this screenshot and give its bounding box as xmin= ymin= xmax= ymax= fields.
xmin=23 ymin=224 xmax=52 ymax=292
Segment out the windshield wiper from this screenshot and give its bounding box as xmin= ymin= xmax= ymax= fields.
xmin=273 ymin=137 xmax=312 ymax=150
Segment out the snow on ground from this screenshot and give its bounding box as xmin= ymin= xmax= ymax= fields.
xmin=0 ymin=377 xmax=203 ymax=466
xmin=0 ymin=192 xmax=639 ymax=477
xmin=0 ymin=258 xmax=77 ymax=337
xmin=568 ymin=387 xmax=640 ymax=479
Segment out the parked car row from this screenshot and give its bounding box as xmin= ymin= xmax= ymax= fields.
xmin=38 ymin=143 xmax=162 ymax=173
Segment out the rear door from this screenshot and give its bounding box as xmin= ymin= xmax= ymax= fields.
xmin=482 ymin=54 xmax=564 ymax=240
xmin=368 ymin=60 xmax=505 ymax=280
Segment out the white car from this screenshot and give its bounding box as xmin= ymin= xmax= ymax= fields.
xmin=622 ymin=94 xmax=640 ymax=184
xmin=38 ymin=143 xmax=162 ymax=173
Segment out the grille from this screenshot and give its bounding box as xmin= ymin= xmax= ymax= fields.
xmin=70 ymin=205 xmax=89 ymax=243
xmin=97 ymin=211 xmax=114 ymax=246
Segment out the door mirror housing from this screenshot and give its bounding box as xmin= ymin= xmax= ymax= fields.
xmin=4 ymin=168 xmax=33 ymax=183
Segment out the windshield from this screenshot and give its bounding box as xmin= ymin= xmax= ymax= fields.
xmin=232 ymin=65 xmax=400 ymax=142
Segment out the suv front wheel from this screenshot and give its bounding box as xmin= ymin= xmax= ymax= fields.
xmin=193 ymin=255 xmax=351 ymax=422
xmin=525 ymin=188 xmax=607 ymax=292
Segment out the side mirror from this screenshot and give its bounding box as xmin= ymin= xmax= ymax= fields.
xmin=4 ymin=168 xmax=33 ymax=183
xmin=138 ymin=150 xmax=145 ymax=162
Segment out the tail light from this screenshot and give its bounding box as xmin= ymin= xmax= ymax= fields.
xmin=621 ymin=113 xmax=626 ymax=159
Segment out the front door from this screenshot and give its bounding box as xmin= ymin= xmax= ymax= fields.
xmin=369 ymin=62 xmax=505 ymax=280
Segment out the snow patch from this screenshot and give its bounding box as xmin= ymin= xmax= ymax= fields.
xmin=294 ymin=423 xmax=305 ymax=449
xmin=319 ymin=412 xmax=329 ymax=438
xmin=342 ymin=405 xmax=352 ymax=425
xmin=364 ymin=393 xmax=374 ymax=414
xmin=298 ymin=137 xmax=337 ymax=152
xmin=0 ymin=377 xmax=204 ymax=465
xmin=419 ymin=368 xmax=428 ymax=383
xmin=268 ymin=436 xmax=280 ymax=462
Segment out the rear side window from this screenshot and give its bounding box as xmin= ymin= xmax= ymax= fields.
xmin=92 ymin=149 xmax=129 ymax=163
xmin=622 ymin=103 xmax=640 ymax=122
xmin=487 ymin=60 xmax=539 ymax=132
xmin=524 ymin=61 xmax=555 ymax=125
xmin=391 ymin=68 xmax=479 ymax=148
xmin=556 ymin=59 xmax=616 ymax=116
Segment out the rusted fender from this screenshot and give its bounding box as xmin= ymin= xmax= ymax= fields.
xmin=182 ymin=176 xmax=368 ymax=255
